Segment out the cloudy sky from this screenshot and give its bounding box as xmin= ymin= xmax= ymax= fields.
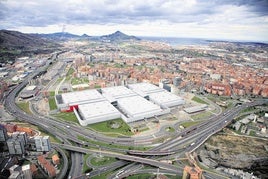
xmin=0 ymin=0 xmax=268 ymax=41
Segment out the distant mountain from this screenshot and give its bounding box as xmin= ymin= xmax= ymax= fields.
xmin=32 ymin=31 xmax=139 ymax=42
xmin=100 ymin=31 xmax=140 ymax=41
xmin=35 ymin=32 xmax=82 ymax=39
xmin=81 ymin=33 xmax=91 ymax=38
xmin=0 ymin=30 xmax=57 ymax=63
xmin=0 ymin=30 xmax=50 ymax=49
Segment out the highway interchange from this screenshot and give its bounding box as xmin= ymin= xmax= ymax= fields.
xmin=3 ymin=53 xmax=268 ymax=178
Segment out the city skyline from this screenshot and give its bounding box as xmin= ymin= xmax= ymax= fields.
xmin=0 ymin=0 xmax=268 ymax=42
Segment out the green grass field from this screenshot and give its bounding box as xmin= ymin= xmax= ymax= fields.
xmin=53 ymin=112 xmax=78 ymax=124
xmin=48 ymin=98 xmax=57 ymax=110
xmin=191 ymin=96 xmax=209 ymax=104
xmin=166 ymin=126 xmax=175 ymax=132
xmin=191 ymin=111 xmax=212 ymax=120
xmin=49 ymin=91 xmax=55 ymax=97
xmin=83 ymin=154 xmax=92 ymax=173
xmin=16 ymin=102 xmax=32 ymax=114
xmin=67 ymin=67 xmax=75 ymax=76
xmin=71 ymin=77 xmax=89 ymax=85
xmin=181 ymin=120 xmax=202 ymax=128
xmin=88 ymin=118 xmax=133 ymax=137
xmin=91 ymin=156 xmax=117 ymax=166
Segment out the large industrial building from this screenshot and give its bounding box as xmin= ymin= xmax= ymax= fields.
xmin=56 ymin=83 xmax=185 ymax=126
xmin=128 ymin=83 xmax=185 ymax=108
xmin=76 ymin=101 xmax=121 ymax=126
xmin=117 ymin=95 xmax=166 ymax=123
xmin=57 ymin=89 xmax=106 ymax=112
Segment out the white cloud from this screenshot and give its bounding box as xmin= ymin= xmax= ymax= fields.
xmin=0 ymin=0 xmax=267 ymax=41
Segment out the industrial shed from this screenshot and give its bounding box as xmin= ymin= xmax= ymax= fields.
xmin=128 ymin=83 xmax=164 ymax=94
xmin=149 ymin=91 xmax=185 ymax=108
xmin=58 ymin=89 xmax=105 ymax=111
xmin=61 ymin=89 xmax=105 ymax=105
xmin=76 ymin=101 xmax=121 ymax=126
xmin=128 ymin=83 xmax=185 ymax=108
xmin=117 ymin=96 xmax=166 ymax=123
xmin=101 ymin=86 xmax=137 ymax=103
xmin=183 ymin=104 xmax=208 ymax=114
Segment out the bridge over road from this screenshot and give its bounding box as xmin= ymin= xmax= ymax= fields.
xmin=55 ymin=143 xmax=180 ymax=172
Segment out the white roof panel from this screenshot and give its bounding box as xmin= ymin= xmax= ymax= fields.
xmin=117 ymin=96 xmax=162 ymax=118
xmin=183 ymin=104 xmax=208 ymax=113
xmin=101 ymin=86 xmax=136 ymax=99
xmin=128 ymin=83 xmax=164 ymax=94
xmin=78 ymin=101 xmax=121 ymax=123
xmin=26 ymin=85 xmax=36 ymax=91
xmin=61 ymin=89 xmax=104 ymax=105
xmin=149 ymin=91 xmax=185 ymax=107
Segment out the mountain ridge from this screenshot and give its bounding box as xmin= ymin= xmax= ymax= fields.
xmin=100 ymin=30 xmax=140 ymax=41
xmin=29 ymin=30 xmax=139 ymax=41
xmin=0 ymin=30 xmax=58 ymax=63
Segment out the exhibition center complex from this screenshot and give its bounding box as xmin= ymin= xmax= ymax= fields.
xmin=55 ymin=83 xmax=185 ymax=126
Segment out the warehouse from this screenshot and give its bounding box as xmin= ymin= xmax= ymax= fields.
xmin=149 ymin=91 xmax=185 ymax=108
xmin=128 ymin=83 xmax=185 ymax=107
xmin=61 ymin=89 xmax=104 ymax=105
xmin=183 ymin=104 xmax=208 ymax=114
xmin=128 ymin=83 xmax=163 ymax=95
xmin=76 ymin=101 xmax=121 ymax=126
xmin=101 ymin=86 xmax=137 ymax=102
xmin=117 ymin=95 xmax=167 ymax=123
xmin=58 ymin=89 xmax=105 ymax=111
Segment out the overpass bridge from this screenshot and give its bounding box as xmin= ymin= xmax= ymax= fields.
xmin=56 ymin=144 xmax=179 ymax=172
xmin=127 ymin=150 xmax=176 ymax=156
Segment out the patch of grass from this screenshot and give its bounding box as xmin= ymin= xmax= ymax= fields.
xmin=88 ymin=119 xmax=133 ymax=137
xmin=207 ymin=96 xmax=217 ymax=103
xmin=166 ymin=127 xmax=175 ymax=132
xmin=226 ymin=102 xmax=233 ymax=109
xmin=165 ymin=175 xmax=182 ymax=179
xmin=240 ymin=106 xmax=255 ymax=114
xmin=90 ymin=171 xmax=111 ymax=179
xmin=191 ymin=96 xmax=209 ymax=105
xmin=77 ymin=135 xmax=151 ymax=151
xmin=48 ymin=98 xmax=57 ymax=110
xmin=191 ymin=111 xmax=212 ymax=120
xmin=22 ymin=159 xmax=31 ymax=165
xmin=249 ymin=130 xmax=256 ymax=136
xmin=53 ymin=112 xmax=78 ymax=124
xmin=113 ymin=63 xmax=125 ymax=68
xmin=16 ymin=102 xmax=32 ymax=114
xmin=83 ymin=154 xmax=92 ymax=173
xmin=127 ymin=174 xmax=154 ymax=179
xmin=94 ymin=85 xmax=101 ymax=89
xmin=49 ymin=91 xmax=55 ymax=97
xmin=91 ymin=156 xmax=117 ymax=167
xmin=219 ymin=96 xmax=231 ymax=101
xmin=71 ymin=77 xmax=89 ymax=85
xmin=66 ymin=67 xmax=75 ymax=76
xmin=181 ymin=121 xmax=202 ymax=128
